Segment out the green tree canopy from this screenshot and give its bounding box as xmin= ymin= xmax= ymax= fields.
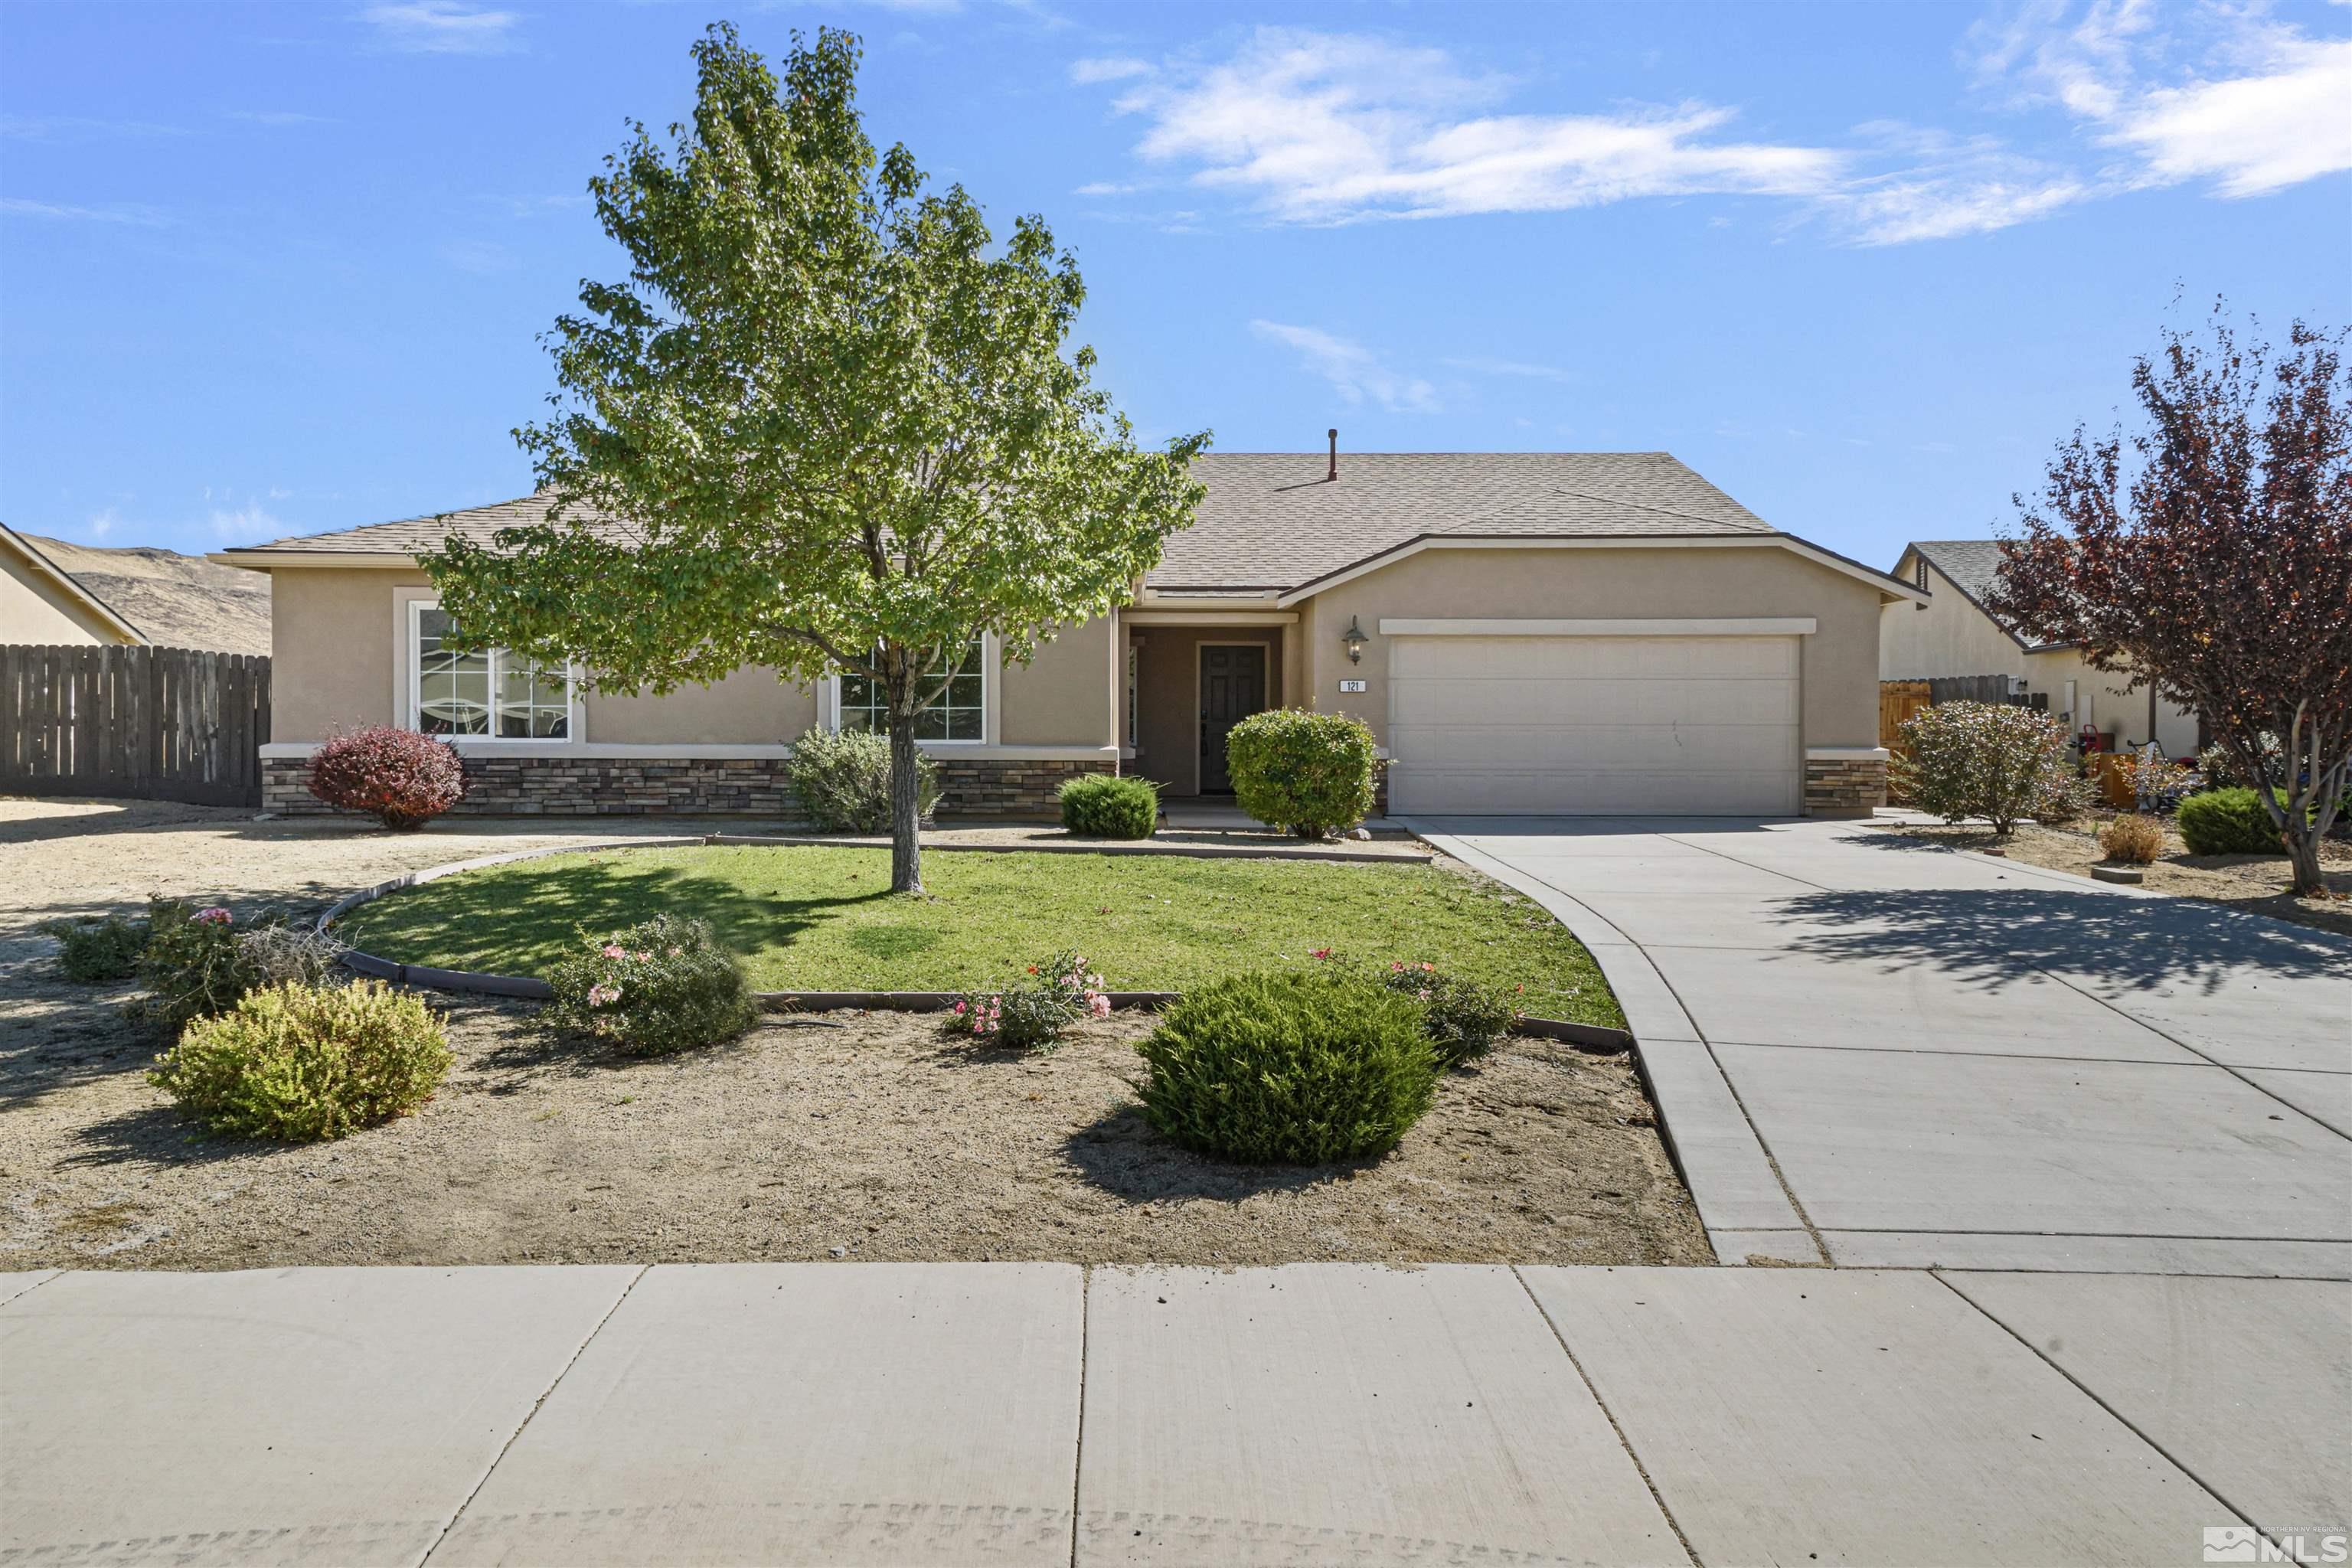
xmin=422 ymin=23 xmax=1207 ymax=890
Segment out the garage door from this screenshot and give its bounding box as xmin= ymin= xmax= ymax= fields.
xmin=1386 ymin=634 xmax=1801 ymax=815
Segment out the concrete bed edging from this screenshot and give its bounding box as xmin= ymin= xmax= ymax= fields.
xmin=315 ymin=833 xmax=1629 ymax=1051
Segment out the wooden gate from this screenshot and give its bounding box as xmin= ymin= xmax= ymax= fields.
xmin=1879 ymin=681 xmax=1931 ymax=751
xmin=0 ymin=644 xmax=271 ymax=807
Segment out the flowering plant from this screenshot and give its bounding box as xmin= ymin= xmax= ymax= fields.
xmin=1308 ymin=949 xmax=1520 ymax=1066
xmin=544 ymin=913 xmax=756 ymax=1056
xmin=950 ymin=949 xmax=1109 ymax=1052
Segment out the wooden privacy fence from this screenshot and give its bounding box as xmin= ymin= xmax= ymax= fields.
xmin=0 ymin=644 xmax=270 ymax=807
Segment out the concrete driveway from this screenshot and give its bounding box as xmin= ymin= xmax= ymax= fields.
xmin=1409 ymin=815 xmax=2352 ymax=1276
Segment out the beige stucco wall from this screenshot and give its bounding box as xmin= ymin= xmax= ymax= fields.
xmin=269 ymin=567 xmax=420 ymax=736
xmin=1880 ymin=555 xmax=2198 ymax=756
xmin=1127 ymin=623 xmax=1286 ymax=795
xmin=998 ymin=617 xmax=1116 ymax=747
xmin=1880 ymin=558 xmax=2032 ymax=683
xmin=265 ymin=565 xmax=1109 ymax=752
xmin=2 ymin=549 xmax=130 ymax=645
xmin=1300 ymin=545 xmax=1887 ymax=750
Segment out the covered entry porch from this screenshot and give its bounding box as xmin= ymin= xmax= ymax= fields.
xmin=1120 ymin=609 xmax=1293 ymax=799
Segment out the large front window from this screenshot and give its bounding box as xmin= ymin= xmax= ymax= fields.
xmin=412 ymin=605 xmax=571 ymax=739
xmin=838 ymin=636 xmax=985 ymax=742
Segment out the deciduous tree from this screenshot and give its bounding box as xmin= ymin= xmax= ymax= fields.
xmin=422 ymin=24 xmax=1207 ymax=892
xmin=1990 ymin=305 xmax=2350 ymax=897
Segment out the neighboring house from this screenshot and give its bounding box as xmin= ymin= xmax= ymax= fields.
xmin=215 ymin=449 xmax=1924 ymax=819
xmin=1 ymin=522 xmax=147 ymax=647
xmin=1882 ymin=540 xmax=2200 ymax=758
xmin=17 ymin=532 xmax=272 ymax=657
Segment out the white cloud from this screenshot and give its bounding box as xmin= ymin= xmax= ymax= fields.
xmin=1070 ymin=56 xmax=1152 ymax=85
xmin=1975 ymin=2 xmax=2352 ymax=196
xmin=1072 ymin=180 xmax=1138 ymax=197
xmin=2110 ymin=34 xmax=2352 ymax=194
xmin=1828 ymin=126 xmax=2090 ymax=243
xmin=1108 ymin=29 xmax=1843 ymax=224
xmin=86 ymin=509 xmax=118 ymax=541
xmin=1250 ymin=321 xmax=1437 ymax=413
xmin=208 ymin=505 xmax=281 ymax=543
xmin=0 ymin=197 xmax=170 ymax=226
xmin=1442 ymin=355 xmax=1578 ymax=384
xmin=363 ymin=2 xmax=519 ymax=56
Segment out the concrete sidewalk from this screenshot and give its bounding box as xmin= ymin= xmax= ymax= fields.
xmin=5 ymin=1263 xmax=2344 ymax=1566
xmin=1410 ymin=815 xmax=2352 ymax=1276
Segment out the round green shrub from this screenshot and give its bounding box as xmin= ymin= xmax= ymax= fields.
xmin=785 ymin=725 xmax=939 ymax=832
xmin=1059 ymin=773 xmax=1158 ymax=838
xmin=39 ymin=911 xmax=151 ymax=983
xmin=1135 ymin=969 xmax=1438 ymax=1165
xmin=544 ymin=913 xmax=760 ymax=1055
xmin=149 ymin=979 xmax=452 ymax=1142
xmin=1225 ymin=709 xmax=1380 ymax=839
xmin=2176 ymin=788 xmax=2286 ymax=855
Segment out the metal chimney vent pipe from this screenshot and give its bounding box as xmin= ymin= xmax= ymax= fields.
xmin=1327 ymin=428 xmax=1338 ymax=482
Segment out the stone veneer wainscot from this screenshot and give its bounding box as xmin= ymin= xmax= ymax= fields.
xmin=262 ymin=753 xmax=1113 ymax=819
xmin=1803 ymin=753 xmax=1889 ymax=818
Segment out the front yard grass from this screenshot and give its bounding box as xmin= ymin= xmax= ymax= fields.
xmin=333 ymin=844 xmax=1624 ymax=1028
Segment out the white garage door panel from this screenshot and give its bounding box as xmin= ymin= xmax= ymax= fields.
xmin=1387 ymin=635 xmax=1801 ymax=816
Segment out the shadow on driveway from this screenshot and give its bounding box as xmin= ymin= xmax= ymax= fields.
xmin=1769 ymin=887 xmax=2352 ymax=994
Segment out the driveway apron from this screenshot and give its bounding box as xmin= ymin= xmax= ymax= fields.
xmin=1408 ymin=815 xmax=2352 ymax=1278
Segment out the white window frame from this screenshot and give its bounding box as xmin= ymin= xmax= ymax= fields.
xmin=406 ymin=599 xmax=580 ymax=743
xmin=826 ymin=632 xmax=993 ymax=746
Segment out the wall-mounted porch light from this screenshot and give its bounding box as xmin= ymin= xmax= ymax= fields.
xmin=1341 ymin=615 xmax=1367 ymax=665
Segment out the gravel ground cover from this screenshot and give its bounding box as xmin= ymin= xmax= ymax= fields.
xmin=4 ymin=797 xmax=1700 ymax=1271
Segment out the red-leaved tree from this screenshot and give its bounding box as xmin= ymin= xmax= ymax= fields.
xmin=1989 ymin=305 xmax=2350 ymax=897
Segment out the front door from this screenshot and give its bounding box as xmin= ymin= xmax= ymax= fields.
xmin=1198 ymin=645 xmax=1266 ymax=792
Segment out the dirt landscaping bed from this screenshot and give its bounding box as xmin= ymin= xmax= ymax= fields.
xmin=1870 ymin=814 xmax=2352 ymax=939
xmin=3 ymin=995 xmax=1707 ymax=1271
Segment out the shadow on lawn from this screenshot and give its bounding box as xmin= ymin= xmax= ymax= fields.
xmin=341 ymin=858 xmax=894 ymax=974
xmin=1769 ymin=886 xmax=2352 ymax=994
xmin=1059 ymin=1105 xmax=1365 ymax=1203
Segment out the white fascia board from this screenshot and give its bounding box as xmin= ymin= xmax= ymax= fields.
xmin=208 ymin=551 xmax=423 ymax=571
xmin=1805 ymin=746 xmax=1891 ymax=761
xmin=1378 ymin=616 xmax=1818 ymax=637
xmin=1276 ymin=534 xmax=1932 ymax=608
xmin=1122 ymin=609 xmax=1299 ymax=626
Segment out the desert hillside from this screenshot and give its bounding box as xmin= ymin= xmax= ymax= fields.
xmin=23 ymin=534 xmax=271 ymax=658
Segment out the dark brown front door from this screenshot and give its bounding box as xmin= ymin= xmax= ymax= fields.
xmin=1199 ymin=645 xmax=1266 ymax=792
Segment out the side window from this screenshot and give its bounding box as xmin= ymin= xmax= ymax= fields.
xmin=838 ymin=636 xmax=986 ymax=742
xmin=413 ymin=604 xmax=570 ymax=739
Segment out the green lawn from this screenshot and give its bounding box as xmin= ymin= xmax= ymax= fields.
xmin=335 ymin=844 xmax=1625 ymax=1028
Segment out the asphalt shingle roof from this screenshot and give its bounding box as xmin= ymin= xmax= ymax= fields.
xmin=232 ymin=451 xmax=1785 ymax=593
xmin=1909 ymin=540 xmax=2010 ymax=609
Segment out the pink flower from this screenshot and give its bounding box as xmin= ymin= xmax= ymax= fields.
xmin=1420 ymin=962 xmax=1436 ymax=972
xmin=952 ymin=999 xmax=968 ymax=1015
xmin=601 ymin=944 xmax=626 ymax=960
xmin=1308 ymin=948 xmax=1331 ymax=960
xmin=586 ymin=983 xmax=622 ymax=1007
xmin=1390 ymin=961 xmax=1406 ymax=972
xmin=194 ymin=907 xmax=233 ymax=926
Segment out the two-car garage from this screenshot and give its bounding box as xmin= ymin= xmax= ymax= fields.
xmin=1382 ymin=621 xmax=1807 ymax=816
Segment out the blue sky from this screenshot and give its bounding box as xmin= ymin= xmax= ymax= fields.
xmin=3 ymin=1 xmax=2347 ymax=574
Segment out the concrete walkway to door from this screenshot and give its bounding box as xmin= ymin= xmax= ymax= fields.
xmin=1408 ymin=814 xmax=2352 ymax=1276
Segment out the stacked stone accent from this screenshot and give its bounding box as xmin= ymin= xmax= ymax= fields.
xmin=262 ymin=754 xmax=1113 ymax=819
xmin=1803 ymin=756 xmax=1887 ymax=817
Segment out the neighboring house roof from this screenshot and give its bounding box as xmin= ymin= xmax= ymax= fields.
xmin=1902 ymin=539 xmax=2069 ymax=654
xmin=2 ymin=521 xmax=148 ymax=645
xmin=18 ymin=531 xmax=270 ymax=656
xmin=214 ymin=452 xmax=1923 ymax=602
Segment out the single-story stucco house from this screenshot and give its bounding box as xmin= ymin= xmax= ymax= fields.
xmin=216 ymin=449 xmax=1923 ymax=819
xmin=1882 ymin=540 xmax=2200 ymax=759
xmin=2 ymin=521 xmax=147 ymax=647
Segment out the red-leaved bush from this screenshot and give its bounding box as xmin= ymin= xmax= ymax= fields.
xmin=305 ymin=727 xmax=467 ymax=831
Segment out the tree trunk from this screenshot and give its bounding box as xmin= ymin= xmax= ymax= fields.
xmin=2285 ymin=825 xmax=2325 ymax=899
xmin=887 ymin=702 xmax=923 ymax=895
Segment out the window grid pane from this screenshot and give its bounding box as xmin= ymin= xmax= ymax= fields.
xmin=838 ymin=639 xmax=984 ymax=740
xmin=417 ymin=606 xmax=567 ymax=739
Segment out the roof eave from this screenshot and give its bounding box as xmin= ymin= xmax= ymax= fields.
xmin=2 ymin=523 xmax=149 ymax=643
